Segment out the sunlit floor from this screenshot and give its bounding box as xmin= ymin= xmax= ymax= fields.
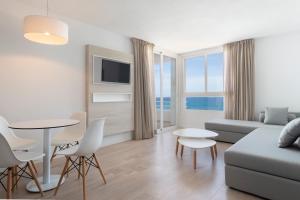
xmin=0 ymin=132 xmax=262 ymax=200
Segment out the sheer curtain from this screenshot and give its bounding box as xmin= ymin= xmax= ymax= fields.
xmin=224 ymin=39 xmax=255 ymax=120
xmin=131 ymin=38 xmax=156 ymax=140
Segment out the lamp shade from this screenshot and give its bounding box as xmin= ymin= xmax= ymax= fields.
xmin=23 ymin=15 xmax=68 ymax=45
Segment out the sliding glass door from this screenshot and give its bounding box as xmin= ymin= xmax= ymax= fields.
xmin=154 ymin=53 xmax=176 ymax=132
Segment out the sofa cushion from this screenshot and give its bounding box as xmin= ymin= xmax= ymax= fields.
xmin=278 ymin=118 xmax=300 ymax=147
xmin=225 ymin=127 xmax=300 ymax=182
xmin=205 ymin=119 xmax=279 ymax=134
xmin=259 ymin=111 xmax=297 ymax=123
xmin=264 ymin=107 xmax=288 ymax=125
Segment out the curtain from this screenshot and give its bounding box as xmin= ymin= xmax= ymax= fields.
xmin=131 ymin=38 xmax=156 ymax=140
xmin=224 ymin=39 xmax=255 ymax=120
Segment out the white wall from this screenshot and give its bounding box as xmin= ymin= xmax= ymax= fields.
xmin=179 ymin=31 xmax=300 ymax=128
xmin=0 ymin=1 xmax=132 ymax=151
xmin=255 ymin=31 xmax=300 ymax=113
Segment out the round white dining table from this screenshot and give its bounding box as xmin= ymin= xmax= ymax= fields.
xmin=9 ymin=119 xmax=79 ymax=192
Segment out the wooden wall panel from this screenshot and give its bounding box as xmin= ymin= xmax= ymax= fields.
xmin=86 ymin=45 xmax=134 ymax=136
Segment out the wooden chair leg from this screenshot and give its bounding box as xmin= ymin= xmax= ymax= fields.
xmin=7 ymin=167 xmax=12 ymax=199
xmin=54 ymin=157 xmax=70 ymax=196
xmin=210 ymin=146 xmax=215 ymax=160
xmin=93 ymin=153 xmax=107 ymax=184
xmin=30 ymin=161 xmax=38 ymax=174
xmin=82 ymin=156 xmax=87 ymax=200
xmin=78 ymin=157 xmax=82 ymax=180
xmin=214 ymin=144 xmax=218 ymax=157
xmin=27 ymin=162 xmax=44 ymax=197
xmin=193 ymin=150 xmax=197 ymax=170
xmin=51 ymin=146 xmax=58 ymax=162
xmin=14 ymin=166 xmax=18 ymax=189
xmin=175 ymin=136 xmax=179 ymax=155
xmin=180 ymin=145 xmax=184 ymax=158
xmin=12 ymin=166 xmax=16 ymax=191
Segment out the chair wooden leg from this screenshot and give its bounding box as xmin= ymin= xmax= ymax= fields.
xmin=30 ymin=160 xmax=38 ymax=174
xmin=82 ymin=156 xmax=87 ymax=200
xmin=193 ymin=150 xmax=197 ymax=170
xmin=14 ymin=166 xmax=18 ymax=189
xmin=214 ymin=144 xmax=218 ymax=157
xmin=54 ymin=157 xmax=70 ymax=196
xmin=210 ymin=146 xmax=215 ymax=160
xmin=12 ymin=166 xmax=16 ymax=191
xmin=93 ymin=153 xmax=107 ymax=184
xmin=7 ymin=167 xmax=12 ymax=199
xmin=175 ymin=136 xmax=179 ymax=155
xmin=51 ymin=146 xmax=58 ymax=162
xmin=27 ymin=162 xmax=44 ymax=197
xmin=78 ymin=157 xmax=82 ymax=180
xmin=180 ymin=145 xmax=184 ymax=158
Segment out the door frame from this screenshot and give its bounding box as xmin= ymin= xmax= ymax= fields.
xmin=154 ymin=49 xmax=178 ymax=134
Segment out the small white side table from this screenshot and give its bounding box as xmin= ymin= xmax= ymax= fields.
xmin=173 ymin=128 xmax=218 ymax=156
xmin=178 ymin=138 xmax=217 ymax=169
xmin=9 ymin=119 xmax=79 ymax=192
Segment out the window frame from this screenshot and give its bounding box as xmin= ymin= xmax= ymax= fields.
xmin=182 ymin=47 xmax=224 ymax=110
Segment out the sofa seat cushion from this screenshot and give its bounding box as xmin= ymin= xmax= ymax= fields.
xmin=205 ymin=119 xmax=267 ymax=134
xmin=225 ymin=127 xmax=300 ymax=182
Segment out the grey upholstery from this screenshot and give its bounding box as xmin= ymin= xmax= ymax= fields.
xmin=264 ymin=107 xmax=289 ymax=125
xmin=278 ymin=118 xmax=300 ymax=147
xmin=225 ymin=127 xmax=300 ymax=181
xmin=225 ymin=165 xmax=300 ymax=200
xmin=205 ymin=119 xmax=282 ymax=143
xmin=225 ymin=127 xmax=300 ymax=199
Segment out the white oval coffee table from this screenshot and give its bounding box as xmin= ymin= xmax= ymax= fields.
xmin=173 ymin=128 xmax=218 ymax=156
xmin=178 ymin=138 xmax=216 ymax=169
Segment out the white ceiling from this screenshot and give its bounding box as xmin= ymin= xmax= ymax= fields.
xmin=20 ymin=0 xmax=300 ymax=53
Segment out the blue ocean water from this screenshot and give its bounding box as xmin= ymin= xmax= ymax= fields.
xmin=156 ymin=97 xmax=223 ymax=111
xmin=186 ymin=97 xmax=223 ymax=111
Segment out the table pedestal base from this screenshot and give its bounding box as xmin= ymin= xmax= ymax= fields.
xmin=26 ymin=175 xmax=65 ymax=192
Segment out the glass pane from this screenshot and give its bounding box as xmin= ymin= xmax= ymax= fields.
xmin=207 ymin=53 xmax=224 ymax=92
xmin=163 ymin=56 xmax=176 ymax=127
xmin=154 ymin=54 xmax=162 ymax=130
xmin=186 ymin=96 xmax=224 ymax=111
xmin=185 ymin=56 xmax=205 ymax=93
xmin=154 ymin=54 xmax=161 ymax=111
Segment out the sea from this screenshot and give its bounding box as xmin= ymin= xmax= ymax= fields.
xmin=156 ymin=97 xmax=223 ymax=111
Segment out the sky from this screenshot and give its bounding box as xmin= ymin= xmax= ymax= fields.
xmin=154 ymin=53 xmax=224 ymax=98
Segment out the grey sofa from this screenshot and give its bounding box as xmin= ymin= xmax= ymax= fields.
xmin=205 ymin=112 xmax=300 ymax=143
xmin=204 ymin=112 xmax=300 ymax=199
xmin=225 ymin=127 xmax=300 ymax=200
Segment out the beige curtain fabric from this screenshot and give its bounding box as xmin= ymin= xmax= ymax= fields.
xmin=131 ymin=38 xmax=156 ymax=140
xmin=224 ymin=39 xmax=255 ymax=120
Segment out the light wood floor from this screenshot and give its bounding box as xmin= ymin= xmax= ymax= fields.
xmin=0 ymin=132 xmax=262 ymax=200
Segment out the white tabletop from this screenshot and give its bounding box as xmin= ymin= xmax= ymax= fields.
xmin=178 ymin=138 xmax=216 ymax=149
xmin=173 ymin=128 xmax=218 ymax=138
xmin=9 ymin=119 xmax=80 ymax=130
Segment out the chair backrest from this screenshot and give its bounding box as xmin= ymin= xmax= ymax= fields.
xmin=76 ymin=118 xmax=105 ymax=155
xmin=0 ymin=134 xmax=20 ymax=168
xmin=0 ymin=116 xmax=18 ymax=145
xmin=64 ymin=112 xmax=87 ymax=140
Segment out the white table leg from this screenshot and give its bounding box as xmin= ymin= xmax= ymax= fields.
xmin=26 ymin=129 xmax=65 ymax=192
xmin=43 ymin=129 xmax=51 ymax=184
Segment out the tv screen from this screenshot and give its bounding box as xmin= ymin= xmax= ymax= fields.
xmin=101 ymin=59 xmax=130 ymax=84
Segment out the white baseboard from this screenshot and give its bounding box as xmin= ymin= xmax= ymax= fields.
xmin=102 ymin=131 xmax=133 ymax=147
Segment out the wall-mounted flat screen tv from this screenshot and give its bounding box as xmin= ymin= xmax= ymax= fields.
xmin=93 ymin=56 xmax=130 ymax=84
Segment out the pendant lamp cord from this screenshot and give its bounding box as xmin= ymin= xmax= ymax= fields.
xmin=46 ymin=0 xmax=49 ymax=16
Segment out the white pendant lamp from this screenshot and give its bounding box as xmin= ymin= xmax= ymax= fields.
xmin=23 ymin=0 xmax=68 ymax=45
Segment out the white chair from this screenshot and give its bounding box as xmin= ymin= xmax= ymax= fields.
xmin=0 ymin=134 xmax=44 ymax=199
xmin=54 ymin=118 xmax=107 ymax=200
xmin=0 ymin=116 xmax=39 ymax=178
xmin=0 ymin=116 xmax=37 ymax=151
xmin=51 ymin=112 xmax=86 ymax=162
